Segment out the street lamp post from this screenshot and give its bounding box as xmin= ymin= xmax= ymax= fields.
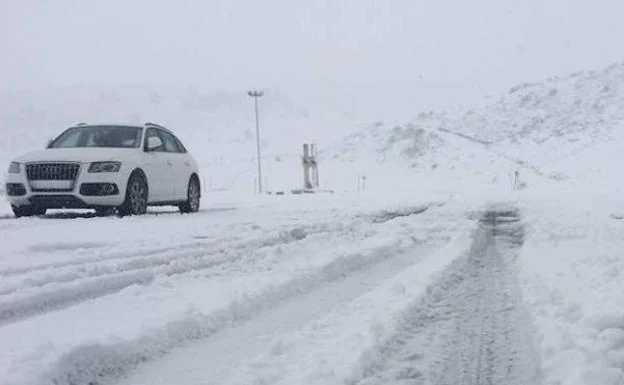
xmin=248 ymin=90 xmax=264 ymax=194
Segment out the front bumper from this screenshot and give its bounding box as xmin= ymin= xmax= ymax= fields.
xmin=5 ymin=165 xmax=128 ymax=209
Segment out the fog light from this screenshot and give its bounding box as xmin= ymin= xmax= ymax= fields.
xmin=6 ymin=183 xmax=27 ymax=196
xmin=80 ymin=183 xmax=119 ymax=196
xmin=101 ymin=184 xmax=115 ymax=195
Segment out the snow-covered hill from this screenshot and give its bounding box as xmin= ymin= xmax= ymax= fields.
xmin=323 ymin=61 xmax=624 ymax=196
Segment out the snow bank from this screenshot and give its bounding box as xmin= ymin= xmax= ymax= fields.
xmin=518 ymin=197 xmax=624 ymax=385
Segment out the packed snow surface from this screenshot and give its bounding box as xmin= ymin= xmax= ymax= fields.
xmin=1 ymin=190 xmax=624 ymax=385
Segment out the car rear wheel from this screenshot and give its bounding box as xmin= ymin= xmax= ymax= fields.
xmin=179 ymin=177 xmax=200 ymax=213
xmin=118 ymin=172 xmax=148 ymax=216
xmin=12 ymin=204 xmax=46 ymax=218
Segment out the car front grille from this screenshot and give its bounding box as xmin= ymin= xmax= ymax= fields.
xmin=26 ymin=162 xmax=80 ymax=192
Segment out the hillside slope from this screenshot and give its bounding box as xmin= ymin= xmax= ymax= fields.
xmin=324 ymin=61 xmax=624 ymax=196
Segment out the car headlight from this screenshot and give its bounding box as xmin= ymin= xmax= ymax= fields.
xmin=8 ymin=162 xmax=21 ymax=174
xmin=88 ymin=161 xmax=121 ymax=173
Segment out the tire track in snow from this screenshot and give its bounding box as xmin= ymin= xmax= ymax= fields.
xmin=0 ymin=205 xmax=429 ymax=279
xmin=0 ymin=222 xmax=356 ymax=326
xmin=0 ymin=221 xmax=344 ymax=294
xmin=0 ymin=205 xmax=438 ymax=326
xmin=37 ymin=231 xmax=445 ymax=385
xmin=0 ymin=241 xmax=208 ymax=278
xmin=351 ymin=206 xmax=541 ymax=385
xmin=0 ymin=221 xmax=332 ymax=279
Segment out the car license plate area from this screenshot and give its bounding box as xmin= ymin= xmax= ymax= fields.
xmin=29 ymin=180 xmax=74 ymax=191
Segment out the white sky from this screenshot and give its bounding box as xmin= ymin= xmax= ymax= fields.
xmin=1 ymin=0 xmax=623 ymax=118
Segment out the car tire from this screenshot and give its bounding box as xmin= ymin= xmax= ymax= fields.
xmin=179 ymin=177 xmax=200 ymax=214
xmin=12 ymin=204 xmax=46 ymax=218
xmin=118 ymin=172 xmax=148 ymax=216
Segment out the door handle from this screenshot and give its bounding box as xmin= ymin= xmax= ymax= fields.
xmin=167 ymin=160 xmax=173 ymax=166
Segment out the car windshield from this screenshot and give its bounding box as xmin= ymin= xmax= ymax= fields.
xmin=48 ymin=125 xmax=142 ymax=148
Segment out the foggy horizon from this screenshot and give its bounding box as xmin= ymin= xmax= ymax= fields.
xmin=2 ymin=0 xmax=623 ymax=118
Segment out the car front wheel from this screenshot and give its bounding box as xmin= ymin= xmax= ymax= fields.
xmin=179 ymin=177 xmax=200 ymax=213
xmin=118 ymin=173 xmax=148 ymax=216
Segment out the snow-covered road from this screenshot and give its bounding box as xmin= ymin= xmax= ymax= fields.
xmin=0 ymin=194 xmax=473 ymax=385
xmin=2 ymin=192 xmax=624 ymax=385
xmin=352 ymin=207 xmax=540 ymax=385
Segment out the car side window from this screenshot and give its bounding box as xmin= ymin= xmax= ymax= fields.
xmin=158 ymin=129 xmax=183 ymax=153
xmin=172 ymin=136 xmax=188 ymax=153
xmin=144 ymin=128 xmax=165 ymax=152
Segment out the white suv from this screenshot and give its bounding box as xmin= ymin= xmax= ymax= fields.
xmin=4 ymin=122 xmax=201 ymax=217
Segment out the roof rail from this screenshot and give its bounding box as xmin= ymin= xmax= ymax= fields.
xmin=144 ymin=122 xmax=166 ymax=128
xmin=74 ymin=122 xmax=88 ymax=126
xmin=144 ymin=122 xmax=173 ymax=133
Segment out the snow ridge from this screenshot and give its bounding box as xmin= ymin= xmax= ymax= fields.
xmin=41 ymin=228 xmax=429 ymax=385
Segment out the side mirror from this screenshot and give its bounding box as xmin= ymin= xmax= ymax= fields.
xmin=146 ymin=136 xmax=162 ymax=151
xmin=46 ymin=139 xmax=54 ymax=148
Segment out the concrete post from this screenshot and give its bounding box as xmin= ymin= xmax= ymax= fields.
xmin=303 ymin=144 xmax=311 ymax=189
